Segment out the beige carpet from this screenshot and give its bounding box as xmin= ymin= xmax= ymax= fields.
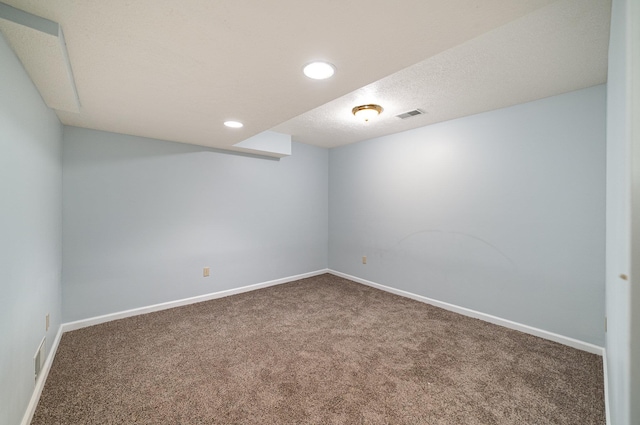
xmin=32 ymin=274 xmax=604 ymax=424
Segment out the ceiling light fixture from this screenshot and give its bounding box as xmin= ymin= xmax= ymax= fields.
xmin=352 ymin=104 xmax=383 ymax=122
xmin=303 ymin=61 xmax=335 ymax=80
xmin=224 ymin=121 xmax=243 ymax=128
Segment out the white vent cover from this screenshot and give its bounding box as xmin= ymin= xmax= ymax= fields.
xmin=396 ymin=109 xmax=425 ymax=119
xmin=34 ymin=337 xmax=46 ymax=382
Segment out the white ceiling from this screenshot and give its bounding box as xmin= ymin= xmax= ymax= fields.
xmin=275 ymin=0 xmax=611 ymax=147
xmin=1 ymin=0 xmax=610 ymax=155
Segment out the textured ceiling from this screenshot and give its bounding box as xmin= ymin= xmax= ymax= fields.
xmin=0 ymin=7 xmax=80 ymax=113
xmin=274 ymin=0 xmax=611 ymax=147
xmin=0 ymin=0 xmax=610 ymax=155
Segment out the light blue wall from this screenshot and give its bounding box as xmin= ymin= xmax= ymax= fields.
xmin=329 ymin=85 xmax=606 ymax=346
xmin=62 ymin=127 xmax=328 ymax=322
xmin=606 ymin=0 xmax=638 ymax=423
xmin=632 ymin=0 xmax=640 ymax=418
xmin=0 ymin=34 xmax=63 ymax=425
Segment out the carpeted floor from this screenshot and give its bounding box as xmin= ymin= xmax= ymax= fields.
xmin=32 ymin=274 xmax=604 ymax=424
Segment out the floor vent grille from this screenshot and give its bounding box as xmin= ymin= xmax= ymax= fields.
xmin=34 ymin=337 xmax=46 ymax=382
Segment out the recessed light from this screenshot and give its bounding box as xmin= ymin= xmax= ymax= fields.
xmin=303 ymin=61 xmax=335 ymax=80
xmin=224 ymin=121 xmax=243 ymax=128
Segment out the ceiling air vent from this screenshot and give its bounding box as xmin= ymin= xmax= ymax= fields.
xmin=396 ymin=109 xmax=425 ymax=119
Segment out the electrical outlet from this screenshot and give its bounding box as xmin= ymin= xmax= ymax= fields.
xmin=45 ymin=313 xmax=50 ymax=331
xmin=362 ymin=256 xmax=367 ymax=265
xmin=203 ymin=267 xmax=210 ymax=277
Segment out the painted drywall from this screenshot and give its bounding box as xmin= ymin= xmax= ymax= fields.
xmin=632 ymin=0 xmax=640 ymax=420
xmin=62 ymin=127 xmax=328 ymax=322
xmin=606 ymin=0 xmax=639 ymax=423
xmin=0 ymin=33 xmax=63 ymax=425
xmin=329 ymin=85 xmax=606 ymax=346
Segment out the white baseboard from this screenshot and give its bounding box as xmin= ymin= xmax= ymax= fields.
xmin=22 ymin=268 xmax=606 ymax=425
xmin=20 ymin=324 xmax=63 ymax=425
xmin=22 ymin=269 xmax=328 ymax=424
xmin=61 ymin=269 xmax=329 ymax=333
xmin=602 ymin=349 xmax=611 ymax=425
xmin=328 ymin=269 xmax=604 ymax=356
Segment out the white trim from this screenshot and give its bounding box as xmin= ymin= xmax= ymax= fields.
xmin=328 ymin=269 xmax=604 ymax=355
xmin=21 ymin=269 xmax=328 ymax=424
xmin=20 ymin=324 xmax=63 ymax=425
xmin=22 ymin=268 xmax=606 ymax=425
xmin=61 ymin=269 xmax=329 ymax=333
xmin=603 ymin=348 xmax=611 ymax=425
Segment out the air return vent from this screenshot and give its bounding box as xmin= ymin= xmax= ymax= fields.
xmin=34 ymin=337 xmax=46 ymax=382
xmin=396 ymin=109 xmax=425 ymax=119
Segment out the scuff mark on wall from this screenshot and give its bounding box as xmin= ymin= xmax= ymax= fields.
xmin=385 ymin=229 xmax=516 ymax=267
